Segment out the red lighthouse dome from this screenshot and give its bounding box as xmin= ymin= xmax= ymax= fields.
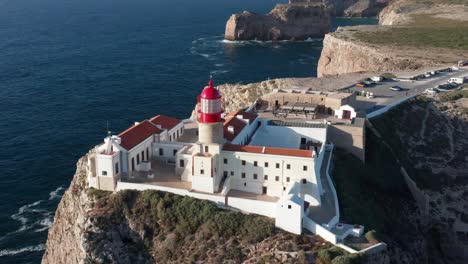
xmin=198 ymin=80 xmax=223 ymax=123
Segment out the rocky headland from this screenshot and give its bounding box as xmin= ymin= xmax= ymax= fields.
xmin=290 ymin=0 xmax=391 ymax=17
xmin=318 ymin=0 xmax=468 ymax=76
xmin=224 ymin=3 xmax=331 ymax=41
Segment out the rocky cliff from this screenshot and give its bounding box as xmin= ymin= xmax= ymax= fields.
xmin=379 ymin=0 xmax=468 ymax=26
xmin=317 ymin=28 xmax=443 ymax=77
xmin=290 ymin=0 xmax=391 ymax=17
xmin=225 ymin=3 xmax=331 ymax=41
xmin=43 ymin=152 xmax=350 ymax=263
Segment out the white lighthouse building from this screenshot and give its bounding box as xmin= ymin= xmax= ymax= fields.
xmin=191 ymin=80 xmax=225 ymax=193
xmin=87 ymin=79 xmax=364 ymax=241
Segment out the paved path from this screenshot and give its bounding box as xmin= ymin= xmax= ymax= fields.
xmin=307 ymin=149 xmax=336 ymax=225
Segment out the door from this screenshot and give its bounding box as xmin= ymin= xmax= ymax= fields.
xmin=343 ymin=110 xmax=351 ymax=119
xmin=262 ymin=186 xmax=267 ymax=195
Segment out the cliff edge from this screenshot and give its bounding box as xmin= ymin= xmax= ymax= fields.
xmin=290 ymin=0 xmax=391 ymax=17
xmin=225 ymin=3 xmax=331 ymax=41
xmin=318 ymin=0 xmax=468 ymax=76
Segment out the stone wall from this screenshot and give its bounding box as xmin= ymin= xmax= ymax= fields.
xmin=327 ymin=119 xmax=365 ymax=161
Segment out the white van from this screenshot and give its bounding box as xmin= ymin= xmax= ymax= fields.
xmin=448 ymin=77 xmax=465 ymax=84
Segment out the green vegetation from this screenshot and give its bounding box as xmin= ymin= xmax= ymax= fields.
xmin=331 ymin=131 xmax=418 ymax=245
xmin=370 ymin=96 xmax=462 ymax=190
xmin=89 ymin=189 xmax=330 ymax=262
xmin=355 ymin=14 xmax=468 ymax=50
xmin=317 ymin=246 xmax=366 ymax=264
xmin=439 ymin=89 xmax=468 ymax=102
xmin=380 ymin=73 xmax=396 ymax=80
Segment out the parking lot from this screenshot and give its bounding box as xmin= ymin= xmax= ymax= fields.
xmin=346 ymin=67 xmax=468 ymax=113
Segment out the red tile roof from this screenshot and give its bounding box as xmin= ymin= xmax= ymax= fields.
xmin=223 ymin=144 xmax=313 ymax=158
xmin=223 ymin=116 xmax=247 ymax=142
xmin=149 ymin=115 xmax=182 ymax=131
xmin=118 ymin=120 xmax=163 ymax=150
xmin=225 ymin=110 xmax=258 ymax=124
xmin=223 ymin=110 xmax=258 ymax=142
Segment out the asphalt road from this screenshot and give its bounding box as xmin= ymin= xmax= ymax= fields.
xmin=347 ymin=67 xmax=468 ymax=113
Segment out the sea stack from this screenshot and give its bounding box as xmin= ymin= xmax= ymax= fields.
xmin=224 ymin=3 xmax=331 ymax=41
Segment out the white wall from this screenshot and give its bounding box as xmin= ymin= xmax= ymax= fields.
xmin=230 ymin=118 xmax=262 ymax=145
xmin=221 ymin=150 xmax=318 ymax=199
xmin=335 ymin=105 xmax=357 ymax=119
xmin=276 ymin=199 xmax=303 ymax=234
xmin=153 ymin=141 xmax=188 ymax=162
xmin=303 ymin=217 xmax=338 ymax=244
xmin=127 ymin=136 xmax=154 ymax=174
xmin=227 ymin=196 xmax=276 ymax=218
xmin=116 ymin=181 xmax=276 ymax=218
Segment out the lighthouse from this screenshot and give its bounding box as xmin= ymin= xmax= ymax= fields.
xmin=197 ymin=80 xmax=224 ymax=145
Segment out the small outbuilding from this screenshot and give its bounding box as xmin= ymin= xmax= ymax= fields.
xmin=335 ymin=105 xmax=357 ymax=120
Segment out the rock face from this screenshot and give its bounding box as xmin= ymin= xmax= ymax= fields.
xmin=317 ymin=30 xmax=438 ymax=77
xmin=225 ymin=4 xmax=331 ymax=41
xmin=290 ymin=0 xmax=391 ymax=17
xmin=379 ymin=0 xmax=468 ymax=25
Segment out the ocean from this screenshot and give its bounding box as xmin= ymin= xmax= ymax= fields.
xmin=0 ymin=0 xmax=376 ymax=262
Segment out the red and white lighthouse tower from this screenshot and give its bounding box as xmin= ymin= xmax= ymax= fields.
xmin=197 ymin=80 xmax=224 ymax=144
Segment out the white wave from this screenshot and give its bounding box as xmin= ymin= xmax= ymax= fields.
xmin=198 ymin=53 xmax=211 ymax=58
xmin=0 ymin=244 xmax=45 ymax=257
xmin=214 ymin=63 xmax=224 ymax=67
xmin=49 ymin=186 xmax=65 ymax=200
xmin=304 ymin=37 xmax=323 ymax=42
xmin=210 ymin=70 xmax=230 ymax=75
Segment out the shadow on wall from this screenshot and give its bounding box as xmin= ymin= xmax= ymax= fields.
xmin=327 ymin=125 xmax=365 ymax=162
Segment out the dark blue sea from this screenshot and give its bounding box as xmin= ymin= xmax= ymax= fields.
xmin=0 ymin=0 xmax=376 ymax=262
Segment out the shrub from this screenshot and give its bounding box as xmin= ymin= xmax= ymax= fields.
xmin=439 ymin=90 xmax=468 ymax=102
xmin=331 ymin=254 xmax=366 ymax=264
xmin=317 ymin=247 xmax=346 ymax=264
xmin=365 ymin=230 xmax=380 ymax=244
xmin=380 ymin=73 xmax=396 ymax=80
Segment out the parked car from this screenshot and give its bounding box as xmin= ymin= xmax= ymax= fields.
xmin=389 ymin=86 xmax=403 ymax=91
xmin=448 ymin=78 xmax=465 ymax=84
xmin=371 ymin=76 xmax=383 ymax=82
xmin=356 ymin=82 xmax=367 ymax=87
xmin=425 ymin=88 xmax=439 ymax=95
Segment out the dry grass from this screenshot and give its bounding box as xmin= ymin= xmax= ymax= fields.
xmin=355 ymin=14 xmax=468 ymax=50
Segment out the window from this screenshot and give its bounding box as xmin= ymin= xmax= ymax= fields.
xmin=244 ymin=182 xmax=247 ymax=186
xmin=115 ymin=162 xmax=119 ymax=174
xmin=241 ymin=173 xmax=246 ymax=178
xmin=179 ymin=159 xmax=185 ymax=167
xmin=264 ymin=162 xmax=269 ymax=167
xmin=288 ymin=205 xmax=292 ymax=209
xmin=283 ymin=187 xmax=286 ymax=191
xmin=264 ymin=175 xmax=268 ymax=180
xmin=242 ymin=160 xmax=246 ymax=166
xmin=200 ymin=169 xmax=204 ymax=175
xmin=177 ymin=131 xmax=179 ymax=138
xmin=276 ymin=163 xmax=280 ymax=169
xmin=224 ymin=158 xmax=228 ymax=164
xmin=131 ymin=158 xmax=135 ymax=171
xmin=286 ymin=177 xmax=290 ymax=182
xmin=169 ymin=135 xmax=172 ymax=141
xmin=205 ymin=146 xmax=209 ymax=152
xmin=253 ymin=174 xmax=258 ymax=180
xmin=230 ymin=171 xmax=234 ymax=176
xmin=141 ymin=151 xmax=145 ymax=161
xmin=275 ymin=176 xmax=279 ymax=181
xmin=253 ymin=161 xmax=258 ymax=167
xmin=159 ymin=148 xmax=164 ymax=156
xmin=303 ymin=165 xmax=308 ymax=171
xmin=302 ymin=179 xmax=307 ymax=184
xmin=286 ymin=164 xmax=291 ymax=170
xmin=137 ymin=154 xmax=140 ymax=164
xmin=173 ymin=149 xmax=177 ymax=156
xmin=102 ymin=170 xmax=107 ymax=176
xmin=224 ymin=171 xmax=228 ymax=177
xmin=146 ymin=148 xmax=149 ymax=161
